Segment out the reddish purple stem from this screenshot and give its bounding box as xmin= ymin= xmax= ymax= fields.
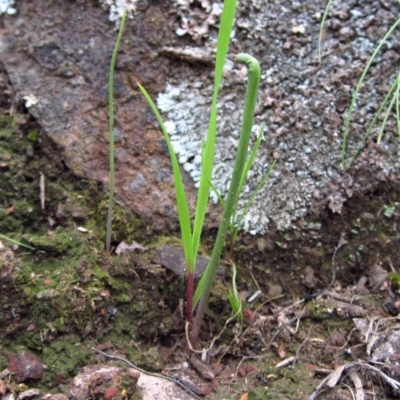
xmin=186 ymin=272 xmax=194 ymax=324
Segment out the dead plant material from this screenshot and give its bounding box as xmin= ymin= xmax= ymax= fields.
xmin=369 ymin=263 xmax=389 ymax=291
xmin=190 ymin=356 xmax=215 ymax=380
xmin=39 ymin=172 xmax=45 ymax=210
xmin=324 ymin=290 xmax=363 ymax=304
xmin=115 ymin=240 xmax=147 ymax=255
xmin=313 ymin=298 xmax=367 ymax=318
xmin=328 ymin=233 xmax=347 ymax=289
xmin=275 ymin=356 xmax=295 ymax=369
xmin=309 ymin=361 xmax=400 ymax=400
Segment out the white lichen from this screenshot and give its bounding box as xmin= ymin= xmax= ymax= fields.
xmin=157 ymin=77 xmax=281 ymax=235
xmin=99 ymin=0 xmax=139 ymax=24
xmin=23 ymin=94 xmax=38 ymax=108
xmin=171 ymin=0 xmax=223 ymax=41
xmin=0 ymin=0 xmax=17 ymax=15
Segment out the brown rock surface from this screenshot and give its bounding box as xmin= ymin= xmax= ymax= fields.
xmin=8 ymin=351 xmax=44 ymax=382
xmin=0 ymin=0 xmax=199 ymax=232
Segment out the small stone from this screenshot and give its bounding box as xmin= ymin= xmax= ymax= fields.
xmin=0 ymin=380 xmax=6 ymax=396
xmin=292 ymin=25 xmax=306 ymax=34
xmin=16 ymin=388 xmax=41 ymax=400
xmin=245 ymin=365 xmax=255 ymax=374
xmin=103 ymin=387 xmax=119 ymax=400
xmin=8 ymin=352 xmax=44 ymax=383
xmin=203 ymin=385 xmax=213 ymax=395
xmin=42 ymin=395 xmax=68 ymax=400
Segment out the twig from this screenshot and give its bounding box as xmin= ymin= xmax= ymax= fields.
xmin=39 ymin=172 xmax=45 ymax=210
xmin=185 ymin=312 xmax=238 ymax=355
xmin=247 ymin=265 xmax=261 ymax=291
xmin=349 ymin=370 xmax=364 ymax=400
xmin=161 ymin=339 xmax=181 ymax=362
xmin=253 ymin=294 xmax=285 ymax=315
xmin=293 ymin=324 xmax=313 ymax=367
xmin=342 ymin=383 xmax=356 ymax=400
xmin=268 ymin=309 xmax=306 ymax=349
xmin=91 ymin=347 xmax=203 ymax=400
xmin=361 ymin=362 xmax=400 ymax=390
xmin=328 ymin=233 xmax=347 ymax=289
xmin=279 ymin=298 xmax=305 ymax=315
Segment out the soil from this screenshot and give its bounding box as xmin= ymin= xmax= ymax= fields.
xmin=1 ymin=61 xmax=400 ymax=400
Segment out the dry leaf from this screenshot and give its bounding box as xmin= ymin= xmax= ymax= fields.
xmin=278 ymin=343 xmax=286 ymax=359
xmin=115 ymin=240 xmax=147 ymax=255
xmin=276 ymin=356 xmax=295 ymax=369
xmin=77 ymin=226 xmax=91 ymax=233
xmin=39 ymin=172 xmax=45 ymax=210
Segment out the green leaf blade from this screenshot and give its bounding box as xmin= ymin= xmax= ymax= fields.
xmin=191 ymin=0 xmax=238 ymax=261
xmin=138 ymin=83 xmax=195 ymax=271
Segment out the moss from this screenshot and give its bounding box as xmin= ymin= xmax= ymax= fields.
xmin=248 ymin=387 xmax=269 ymax=400
xmin=21 ymin=229 xmax=86 ymax=255
xmin=306 ymin=299 xmax=336 ymax=320
xmin=41 ymin=338 xmax=92 ymax=387
xmin=389 ymin=272 xmax=400 ymax=287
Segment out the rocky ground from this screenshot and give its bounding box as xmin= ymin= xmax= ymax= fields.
xmin=1 ymin=67 xmax=400 ymax=397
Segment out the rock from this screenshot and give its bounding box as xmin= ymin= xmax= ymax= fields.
xmin=67 ymin=365 xmax=139 ymax=400
xmin=16 ymin=389 xmax=41 ymax=400
xmin=103 ymin=386 xmax=119 ymax=400
xmin=369 ymin=263 xmax=389 ymax=291
xmin=155 ymin=245 xmax=209 ymax=278
xmin=41 ymin=395 xmax=68 ymax=400
xmin=8 ymin=352 xmax=44 ymax=383
xmin=0 ymin=0 xmax=198 ymax=232
xmin=0 ymin=247 xmax=17 ymax=283
xmin=372 ymin=330 xmax=400 ymax=362
xmin=0 ymin=380 xmax=6 ymax=396
xmin=67 ymin=364 xmax=197 ymax=400
xmin=0 ymin=0 xmax=399 ymax=237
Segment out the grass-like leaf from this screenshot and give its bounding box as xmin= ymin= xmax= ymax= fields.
xmin=192 ymin=54 xmax=262 ymax=341
xmin=106 ymin=10 xmax=127 ymax=253
xmin=347 ymin=71 xmax=399 ymax=166
xmin=395 ymin=70 xmax=400 ymax=138
xmin=137 ymin=84 xmax=194 ymax=270
xmin=377 ymin=78 xmax=398 ymax=144
xmin=233 ymin=126 xmax=265 ymax=219
xmin=231 ymin=160 xmax=276 ymax=246
xmin=341 ymin=17 xmax=400 ymax=168
xmin=318 ymin=0 xmax=333 ymax=64
xmin=0 ymin=233 xmax=36 ymax=250
xmin=191 ymin=0 xmax=238 ymax=265
xmin=227 ymin=262 xmax=243 ymax=324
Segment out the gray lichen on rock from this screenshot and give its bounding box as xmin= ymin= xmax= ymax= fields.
xmin=157 ymin=0 xmax=400 ymax=234
xmin=99 ymin=0 xmax=140 ymax=24
xmin=0 ymin=0 xmax=16 ymax=15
